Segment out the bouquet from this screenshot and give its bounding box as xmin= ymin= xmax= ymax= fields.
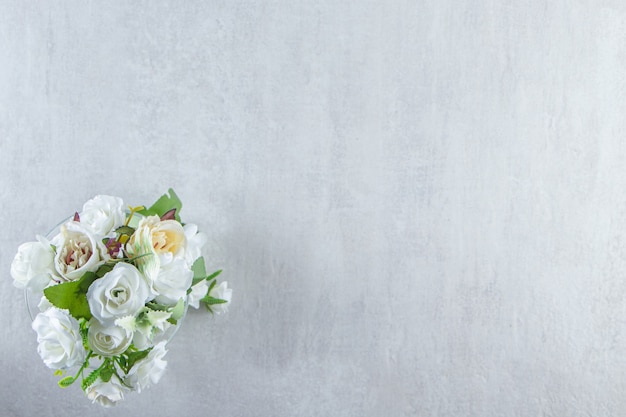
xmin=10 ymin=189 xmax=232 ymax=406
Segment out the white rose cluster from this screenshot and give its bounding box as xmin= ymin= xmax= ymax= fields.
xmin=12 ymin=191 xmax=232 ymax=407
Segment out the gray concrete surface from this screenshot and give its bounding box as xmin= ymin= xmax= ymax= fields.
xmin=2 ymin=1 xmax=626 ymax=416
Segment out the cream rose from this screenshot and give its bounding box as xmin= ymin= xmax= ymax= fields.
xmin=79 ymin=195 xmax=126 ymax=236
xmin=53 ymin=221 xmax=107 ymax=281
xmin=32 ymin=308 xmax=86 ymax=369
xmin=126 ymin=215 xmax=187 ymax=280
xmin=87 ymin=263 xmax=151 ymax=324
xmin=87 ymin=320 xmax=133 ymax=356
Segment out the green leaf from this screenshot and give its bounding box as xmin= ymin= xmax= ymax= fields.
xmin=81 ymin=368 xmax=100 ymax=390
xmin=126 ymin=348 xmax=151 ymax=371
xmin=191 ymin=263 xmax=222 ymax=287
xmin=203 ymin=296 xmax=228 ymax=305
xmin=208 ymin=278 xmax=217 ymax=293
xmin=95 ymin=263 xmax=114 ymax=279
xmin=138 ymin=188 xmax=182 ymax=222
xmin=58 ymin=376 xmax=76 ymax=388
xmin=77 ymin=271 xmax=98 ymax=294
xmin=44 ymin=272 xmax=97 ymax=320
xmin=191 ymin=257 xmax=207 ymax=285
xmin=170 ymin=298 xmax=185 ymax=321
xmin=206 ymin=269 xmax=222 ymax=282
xmin=100 ymin=363 xmax=113 ymax=383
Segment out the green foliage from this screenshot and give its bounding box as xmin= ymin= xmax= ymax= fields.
xmin=123 ymin=348 xmax=151 ymax=373
xmin=100 ymin=360 xmax=114 ymax=383
xmin=94 ymin=263 xmax=114 ymax=279
xmin=191 ymin=257 xmax=223 ymax=287
xmin=203 ymin=296 xmax=228 ymax=305
xmin=79 ymin=319 xmax=89 ymax=348
xmin=44 ymin=272 xmax=98 ymax=320
xmin=191 ymin=257 xmax=207 ymax=285
xmin=138 ymin=188 xmax=182 ymax=222
xmin=167 ymin=298 xmax=185 ymax=325
xmin=81 ymin=368 xmax=100 ymax=390
xmin=202 ymin=284 xmax=228 ymax=313
xmin=206 ymin=269 xmax=222 ymax=281
xmin=58 ymin=376 xmax=75 ymax=388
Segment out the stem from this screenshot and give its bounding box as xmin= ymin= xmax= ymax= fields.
xmin=124 ymin=205 xmax=145 ymax=226
xmin=73 ymin=350 xmax=93 ymax=381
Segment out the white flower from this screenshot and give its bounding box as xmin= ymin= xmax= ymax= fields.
xmin=85 ymin=375 xmax=126 ymax=407
xmin=87 ymin=263 xmax=151 ymax=324
xmin=32 ymin=308 xmax=86 ymax=369
xmin=183 ymin=223 xmax=207 ymax=267
xmin=125 ymin=341 xmax=168 ymax=393
xmin=126 ymin=216 xmax=186 ymax=280
xmin=209 ymin=281 xmax=232 ymax=314
xmin=152 ymin=256 xmax=193 ymax=306
xmin=11 ymin=236 xmax=58 ymax=292
xmin=80 ymin=195 xmax=125 ymax=236
xmin=52 ymin=221 xmax=107 ymax=281
xmin=87 ymin=320 xmax=133 ymax=356
xmin=187 ymin=279 xmax=209 ymax=309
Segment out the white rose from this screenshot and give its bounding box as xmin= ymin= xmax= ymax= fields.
xmin=85 ymin=375 xmax=126 ymax=407
xmin=209 ymin=281 xmax=232 ymax=314
xmin=87 ymin=320 xmax=133 ymax=356
xmin=87 ymin=263 xmax=151 ymax=323
xmin=32 ymin=308 xmax=86 ymax=369
xmin=126 ymin=216 xmax=186 ymax=280
xmin=153 ymin=256 xmax=193 ymax=306
xmin=80 ymin=195 xmax=126 ymax=236
xmin=53 ymin=221 xmax=108 ymax=281
xmin=187 ymin=279 xmax=209 ymax=309
xmin=183 ymin=223 xmax=207 ymax=267
xmin=11 ymin=236 xmax=58 ymax=292
xmin=125 ymin=341 xmax=168 ymax=393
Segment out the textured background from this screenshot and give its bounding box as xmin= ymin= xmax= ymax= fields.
xmin=2 ymin=1 xmax=626 ymax=416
